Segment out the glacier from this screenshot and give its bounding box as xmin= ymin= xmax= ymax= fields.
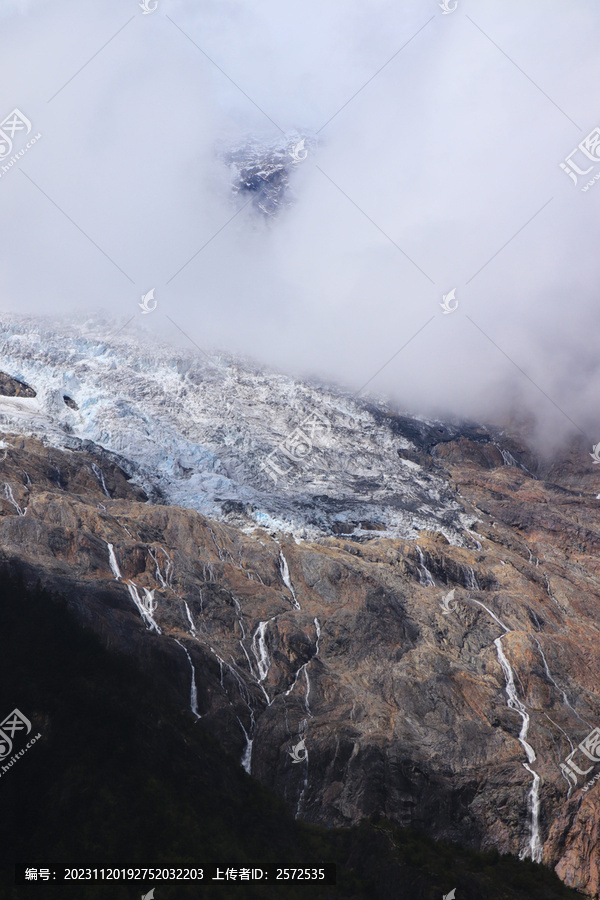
xmin=0 ymin=314 xmax=481 ymax=544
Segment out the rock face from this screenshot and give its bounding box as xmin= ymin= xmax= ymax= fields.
xmin=1 ymin=416 xmax=600 ymax=895
xmin=0 ymin=317 xmax=599 ymax=895
xmin=0 ymin=371 xmax=36 ymax=398
xmin=223 ymin=135 xmax=314 ymax=216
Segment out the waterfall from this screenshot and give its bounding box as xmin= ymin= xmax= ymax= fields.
xmin=522 ymin=763 xmax=542 ymax=863
xmin=232 ymin=597 xmax=246 ymax=638
xmin=535 ymin=635 xmax=593 ymax=791
xmin=91 ymin=463 xmax=111 ymax=498
xmin=239 ymin=640 xmax=258 ymax=685
xmin=207 ymin=526 xmax=238 ymax=566
xmin=4 ymin=483 xmax=26 ymax=516
xmin=231 ymin=598 xmax=252 ymax=670
xmin=106 ymin=542 xmax=122 ymax=580
xmin=240 ymin=727 xmax=253 ymax=775
xmin=533 ymin=637 xmax=591 ymax=728
xmin=494 ymin=637 xmax=541 ymax=862
xmin=251 ymin=621 xmax=271 ymax=683
xmin=469 ymin=597 xmax=509 ymax=633
xmin=183 ymin=600 xmax=197 ymax=634
xmin=279 ymin=550 xmax=300 ymax=609
xmin=230 ymin=600 xmax=272 ymax=705
xmin=493 ymin=442 xmax=517 ymax=467
xmin=494 ymin=443 xmax=535 ymax=477
xmin=174 ymin=639 xmax=201 ymax=719
xmin=210 ymin=647 xmax=256 ymax=774
xmin=207 ymin=525 xmax=226 ymax=561
xmin=304 ymin=619 xmax=322 ymax=717
xmin=303 ymin=667 xmax=313 ymax=718
xmin=149 ymin=546 xmax=173 ymax=590
xmin=285 ymin=619 xmax=321 ymax=718
xmin=494 ymin=638 xmax=535 ymax=764
xmin=469 ymin=593 xmax=541 ymax=860
xmin=463 ymin=565 xmax=480 ymax=590
xmin=285 ymin=661 xmax=309 ymax=704
xmin=416 ymin=546 xmax=435 ymax=587
xmin=501 ymin=448 xmax=518 ymax=467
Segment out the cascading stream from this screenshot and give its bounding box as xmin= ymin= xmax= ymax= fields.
xmin=91 ymin=463 xmax=111 ymax=498
xmin=463 ymin=565 xmax=480 ymax=590
xmin=278 ymin=548 xmax=300 ymax=609
xmin=533 ymin=636 xmax=592 ymax=729
xmin=183 ymin=600 xmax=197 ymax=634
xmin=251 ymin=621 xmax=271 ymax=681
xmin=285 ymin=618 xmax=321 ymax=719
xmin=469 ymin=597 xmax=508 ymax=633
xmin=149 ymin=546 xmax=173 ymax=590
xmin=416 ymin=545 xmax=435 ymax=587
xmin=494 ymin=637 xmax=536 ymax=766
xmin=174 ymin=639 xmax=201 ymax=719
xmin=494 ymin=636 xmax=541 ymax=861
xmin=211 ymin=647 xmax=256 ymax=774
xmin=106 ymin=542 xmax=122 ymax=580
xmin=492 ymin=442 xmax=533 ymax=475
xmin=4 ymin=482 xmax=26 ymax=516
xmin=251 ymin=620 xmax=272 ymax=705
xmin=466 ymin=595 xmax=541 ymax=862
xmin=106 ymin=542 xmax=160 ymax=632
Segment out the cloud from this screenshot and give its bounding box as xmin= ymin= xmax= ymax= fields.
xmin=0 ymin=0 xmax=599 ymax=445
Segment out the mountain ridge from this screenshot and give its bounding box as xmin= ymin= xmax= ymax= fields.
xmin=0 ymin=318 xmax=599 ymax=895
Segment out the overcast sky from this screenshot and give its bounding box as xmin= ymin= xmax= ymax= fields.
xmin=1 ymin=0 xmax=599 ymax=447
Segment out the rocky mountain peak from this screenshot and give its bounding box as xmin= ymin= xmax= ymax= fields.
xmin=223 ymin=134 xmax=316 ymax=216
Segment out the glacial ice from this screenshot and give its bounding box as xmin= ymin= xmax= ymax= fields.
xmin=0 ymin=315 xmax=473 ymax=545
